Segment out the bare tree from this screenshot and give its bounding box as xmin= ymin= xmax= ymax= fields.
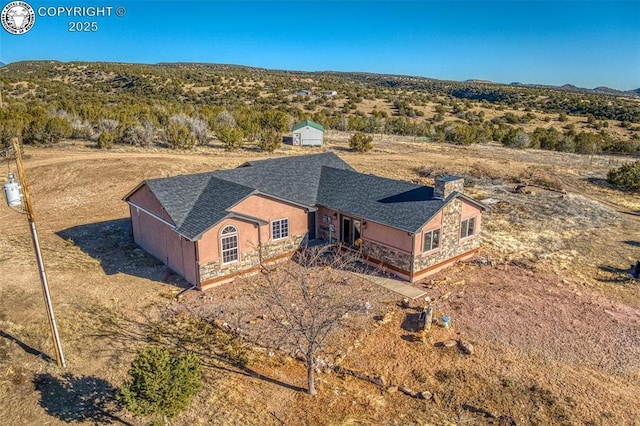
xmin=255 ymin=246 xmax=372 ymax=395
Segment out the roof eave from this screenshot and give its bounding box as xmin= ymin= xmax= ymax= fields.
xmin=122 ymin=180 xmax=147 ymax=201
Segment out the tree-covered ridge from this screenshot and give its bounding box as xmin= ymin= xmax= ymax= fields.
xmin=0 ymin=60 xmax=639 ymax=154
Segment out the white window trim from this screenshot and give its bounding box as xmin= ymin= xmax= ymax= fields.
xmin=220 ymin=225 xmax=239 ymax=265
xmin=423 ymin=228 xmax=441 ymax=253
xmin=271 ymin=218 xmax=290 ymax=241
xmin=460 ymin=217 xmax=476 ymax=240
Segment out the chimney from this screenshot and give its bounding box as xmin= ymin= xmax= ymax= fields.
xmin=434 ymin=176 xmax=464 ymax=199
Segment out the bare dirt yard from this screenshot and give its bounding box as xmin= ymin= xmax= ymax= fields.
xmin=1 ymin=136 xmax=639 ymax=425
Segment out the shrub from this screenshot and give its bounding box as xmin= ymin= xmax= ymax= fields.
xmin=165 ymin=121 xmax=196 ymax=149
xmin=256 ymin=128 xmax=282 ymax=152
xmin=0 ymin=119 xmax=22 ymax=148
xmin=216 ymin=126 xmax=244 ymax=151
xmin=607 ymin=161 xmax=640 ymax=192
xmin=96 ymin=131 xmax=115 ymax=149
xmin=118 ymin=346 xmax=203 ymax=423
xmin=349 ymin=131 xmax=373 ymax=152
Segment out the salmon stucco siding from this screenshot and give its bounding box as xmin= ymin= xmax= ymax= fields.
xmin=197 ymin=195 xmax=311 ymax=288
xmin=128 ymin=198 xmax=198 ymax=285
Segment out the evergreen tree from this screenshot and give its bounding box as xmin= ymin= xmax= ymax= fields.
xmin=118 ymin=346 xmax=203 ymax=424
xmin=607 ymin=161 xmax=640 ymax=192
xmin=349 ymin=131 xmax=373 ymax=152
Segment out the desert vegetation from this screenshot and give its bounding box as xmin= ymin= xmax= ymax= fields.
xmin=1 ymin=61 xmax=639 ymax=155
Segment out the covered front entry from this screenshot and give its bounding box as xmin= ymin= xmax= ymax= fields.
xmin=340 ymin=215 xmax=362 ymax=246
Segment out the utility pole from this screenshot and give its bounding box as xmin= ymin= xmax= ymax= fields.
xmin=10 ymin=139 xmax=66 ymax=368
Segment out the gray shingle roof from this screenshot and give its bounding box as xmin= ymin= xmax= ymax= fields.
xmin=175 ymin=177 xmax=256 ymax=239
xmin=317 ymin=167 xmax=448 ymax=233
xmin=214 ymin=152 xmax=354 ymax=206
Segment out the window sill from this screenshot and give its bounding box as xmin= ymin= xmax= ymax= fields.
xmin=421 ymin=248 xmax=441 ymax=257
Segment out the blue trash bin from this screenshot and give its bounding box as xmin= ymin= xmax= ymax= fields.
xmin=442 ymin=316 xmax=451 ymax=329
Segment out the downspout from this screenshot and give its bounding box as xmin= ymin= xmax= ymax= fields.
xmin=257 ymin=224 xmax=263 ymax=266
xmin=195 ymin=240 xmax=201 ymax=287
xmin=409 ymin=233 xmax=415 ymax=282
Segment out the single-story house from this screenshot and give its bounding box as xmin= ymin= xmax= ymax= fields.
xmin=124 ymin=153 xmax=487 ymax=290
xmin=321 ymin=90 xmax=338 ymax=97
xmin=292 ymin=120 xmax=324 ymax=146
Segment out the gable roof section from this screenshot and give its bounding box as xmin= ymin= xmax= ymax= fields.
xmin=174 ymin=177 xmax=257 ymax=240
xmin=292 ymin=120 xmax=324 ymax=132
xmin=145 ymin=173 xmax=212 ymax=226
xmin=317 ymin=167 xmax=447 ymax=233
xmin=317 ymin=167 xmax=486 ymax=234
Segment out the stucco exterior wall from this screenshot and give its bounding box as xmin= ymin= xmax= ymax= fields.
xmin=127 ymin=184 xmax=173 ymax=223
xmin=197 ymin=218 xmax=261 ymax=265
xmin=197 ymin=195 xmax=311 ymax=288
xmin=129 ymin=203 xmax=198 ymax=285
xmin=231 ymin=194 xmax=309 ymax=242
xmin=363 ymin=220 xmax=413 ymax=252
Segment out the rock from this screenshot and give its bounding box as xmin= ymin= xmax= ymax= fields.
xmin=458 ymin=339 xmax=474 ymax=355
xmin=461 ymin=404 xmax=497 ymax=418
xmin=398 ymin=385 xmax=415 ymax=396
xmin=418 ymin=390 xmax=432 ymax=400
xmin=386 ymin=385 xmax=398 ymax=393
xmin=380 ymin=312 xmax=393 ymax=324
xmin=431 ymin=393 xmax=441 ymax=405
xmin=442 ymin=339 xmax=458 ymax=348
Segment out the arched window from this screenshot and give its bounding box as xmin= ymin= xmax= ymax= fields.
xmin=220 ymin=225 xmax=238 ymax=264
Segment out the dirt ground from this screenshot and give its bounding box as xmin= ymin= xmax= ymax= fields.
xmin=0 ymin=136 xmax=639 ymax=425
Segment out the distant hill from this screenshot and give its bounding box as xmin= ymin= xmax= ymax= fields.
xmin=1 ymin=60 xmax=639 ymax=125
xmin=0 ymin=62 xmax=5 ymax=67
xmin=508 ymin=81 xmax=639 ymax=98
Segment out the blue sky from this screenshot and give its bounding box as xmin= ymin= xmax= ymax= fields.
xmin=1 ymin=1 xmax=639 ymax=90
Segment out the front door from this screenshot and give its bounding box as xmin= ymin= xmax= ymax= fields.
xmin=341 ymin=216 xmax=352 ymax=245
xmin=340 ymin=215 xmax=362 ymax=246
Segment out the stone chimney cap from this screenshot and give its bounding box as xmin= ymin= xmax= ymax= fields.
xmin=434 ymin=176 xmax=464 ymax=200
xmin=436 ymin=176 xmax=463 ymax=182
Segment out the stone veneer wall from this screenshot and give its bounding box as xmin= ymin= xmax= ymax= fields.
xmin=360 ymin=240 xmax=412 ymax=275
xmin=199 ymin=234 xmax=307 ymax=283
xmin=413 ymin=199 xmax=480 ymax=274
